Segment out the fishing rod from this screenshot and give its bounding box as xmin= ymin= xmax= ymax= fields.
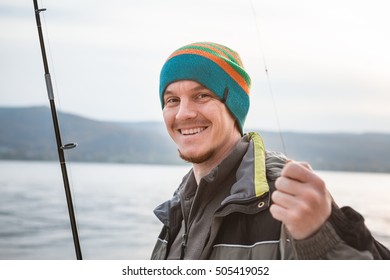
xmin=33 ymin=0 xmax=82 ymax=260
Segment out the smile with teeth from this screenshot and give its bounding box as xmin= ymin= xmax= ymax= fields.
xmin=180 ymin=127 xmax=206 ymax=135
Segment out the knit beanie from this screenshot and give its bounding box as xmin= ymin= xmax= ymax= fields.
xmin=159 ymin=42 xmax=251 ymax=134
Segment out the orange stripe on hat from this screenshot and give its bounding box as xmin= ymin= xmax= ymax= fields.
xmin=168 ymin=48 xmax=250 ymax=95
xmin=191 ymin=42 xmax=244 ymax=68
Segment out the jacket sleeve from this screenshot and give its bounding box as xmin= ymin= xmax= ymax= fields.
xmin=292 ymin=203 xmax=390 ymax=259
xmin=328 ymin=203 xmax=390 ymax=259
xmin=293 ymin=220 xmax=374 ymax=259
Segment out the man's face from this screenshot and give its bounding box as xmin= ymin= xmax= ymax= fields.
xmin=162 ymin=80 xmax=238 ymax=164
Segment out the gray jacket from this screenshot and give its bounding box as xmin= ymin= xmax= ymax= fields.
xmin=151 ymin=132 xmax=388 ymax=259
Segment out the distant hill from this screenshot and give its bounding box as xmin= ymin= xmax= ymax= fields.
xmin=1 ymin=106 xmax=390 ymax=172
xmin=0 ymin=106 xmax=180 ymax=164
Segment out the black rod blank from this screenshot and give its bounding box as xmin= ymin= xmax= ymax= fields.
xmin=33 ymin=0 xmax=82 ymax=260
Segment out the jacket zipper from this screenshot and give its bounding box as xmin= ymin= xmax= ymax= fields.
xmin=179 ymin=192 xmax=189 ymax=260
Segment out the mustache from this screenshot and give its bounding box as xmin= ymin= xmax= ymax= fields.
xmin=173 ymin=120 xmax=210 ymax=130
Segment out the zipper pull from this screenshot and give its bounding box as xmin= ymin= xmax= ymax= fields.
xmin=180 ymin=233 xmax=188 ymax=260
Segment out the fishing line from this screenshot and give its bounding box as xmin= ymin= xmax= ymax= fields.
xmin=249 ymin=1 xmax=296 ymax=260
xmin=249 ymin=0 xmax=288 ymax=156
xmin=39 ymin=0 xmax=79 ymax=188
xmin=40 ymin=0 xmax=65 ymax=112
xmin=39 ymin=0 xmax=77 ymax=179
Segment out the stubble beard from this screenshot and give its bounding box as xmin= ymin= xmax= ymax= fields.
xmin=178 ymin=148 xmax=215 ymax=164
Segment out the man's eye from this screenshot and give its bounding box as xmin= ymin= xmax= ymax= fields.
xmin=164 ymin=97 xmax=180 ymax=106
xmin=195 ymin=93 xmax=212 ymax=101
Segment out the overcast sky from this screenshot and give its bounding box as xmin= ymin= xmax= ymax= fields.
xmin=1 ymin=0 xmax=389 ymax=133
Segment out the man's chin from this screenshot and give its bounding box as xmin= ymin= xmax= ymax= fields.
xmin=178 ymin=149 xmax=215 ymax=164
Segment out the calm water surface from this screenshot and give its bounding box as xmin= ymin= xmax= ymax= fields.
xmin=0 ymin=160 xmax=389 ymax=259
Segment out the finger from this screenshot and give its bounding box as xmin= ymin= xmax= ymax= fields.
xmin=285 ymin=159 xmax=311 ymax=169
xmin=274 ymin=176 xmax=303 ymax=196
xmin=281 ymin=161 xmax=315 ymax=183
xmin=269 ymin=204 xmax=287 ymax=223
xmin=271 ymin=190 xmax=300 ymax=209
xmin=299 ymin=161 xmax=313 ymax=171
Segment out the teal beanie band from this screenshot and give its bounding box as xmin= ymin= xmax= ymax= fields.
xmin=159 ymin=42 xmax=251 ymax=134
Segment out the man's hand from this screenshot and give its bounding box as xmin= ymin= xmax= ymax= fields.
xmin=270 ymin=160 xmax=332 ymax=240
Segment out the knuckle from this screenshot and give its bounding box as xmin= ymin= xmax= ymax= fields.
xmin=287 ymin=210 xmax=301 ymax=224
xmin=300 ymin=161 xmax=313 ymax=170
xmin=301 ymin=189 xmax=322 ymax=208
xmin=299 ymin=202 xmax=312 ymax=214
xmin=312 ymin=176 xmax=327 ymax=193
xmin=275 ymin=176 xmax=287 ymax=190
xmin=269 ymin=204 xmax=283 ymax=220
xmin=281 ymin=161 xmax=295 ymax=175
xmin=271 ymin=191 xmax=278 ymax=202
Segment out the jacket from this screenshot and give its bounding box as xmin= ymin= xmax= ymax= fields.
xmin=151 ymin=132 xmax=390 ymax=259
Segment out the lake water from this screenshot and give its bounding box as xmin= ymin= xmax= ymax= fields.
xmin=0 ymin=160 xmax=389 ymax=260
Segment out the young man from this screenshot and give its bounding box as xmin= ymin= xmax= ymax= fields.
xmin=151 ymin=42 xmax=389 ymax=259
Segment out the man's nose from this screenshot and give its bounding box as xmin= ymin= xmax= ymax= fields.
xmin=175 ymin=99 xmax=197 ymax=121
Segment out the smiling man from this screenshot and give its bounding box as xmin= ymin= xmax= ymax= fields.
xmin=151 ymin=42 xmax=390 ymax=260
xmin=163 ymin=80 xmax=241 ymax=182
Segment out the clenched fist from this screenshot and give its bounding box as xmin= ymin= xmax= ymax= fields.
xmin=270 ymin=160 xmax=332 ymax=240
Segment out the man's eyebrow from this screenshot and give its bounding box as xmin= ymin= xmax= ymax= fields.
xmin=191 ymin=85 xmax=209 ymax=92
xmin=164 ymin=84 xmax=209 ymax=94
xmin=163 ymin=90 xmax=174 ymax=96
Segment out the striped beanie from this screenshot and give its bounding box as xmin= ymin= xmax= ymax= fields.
xmin=159 ymin=42 xmax=251 ymax=134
